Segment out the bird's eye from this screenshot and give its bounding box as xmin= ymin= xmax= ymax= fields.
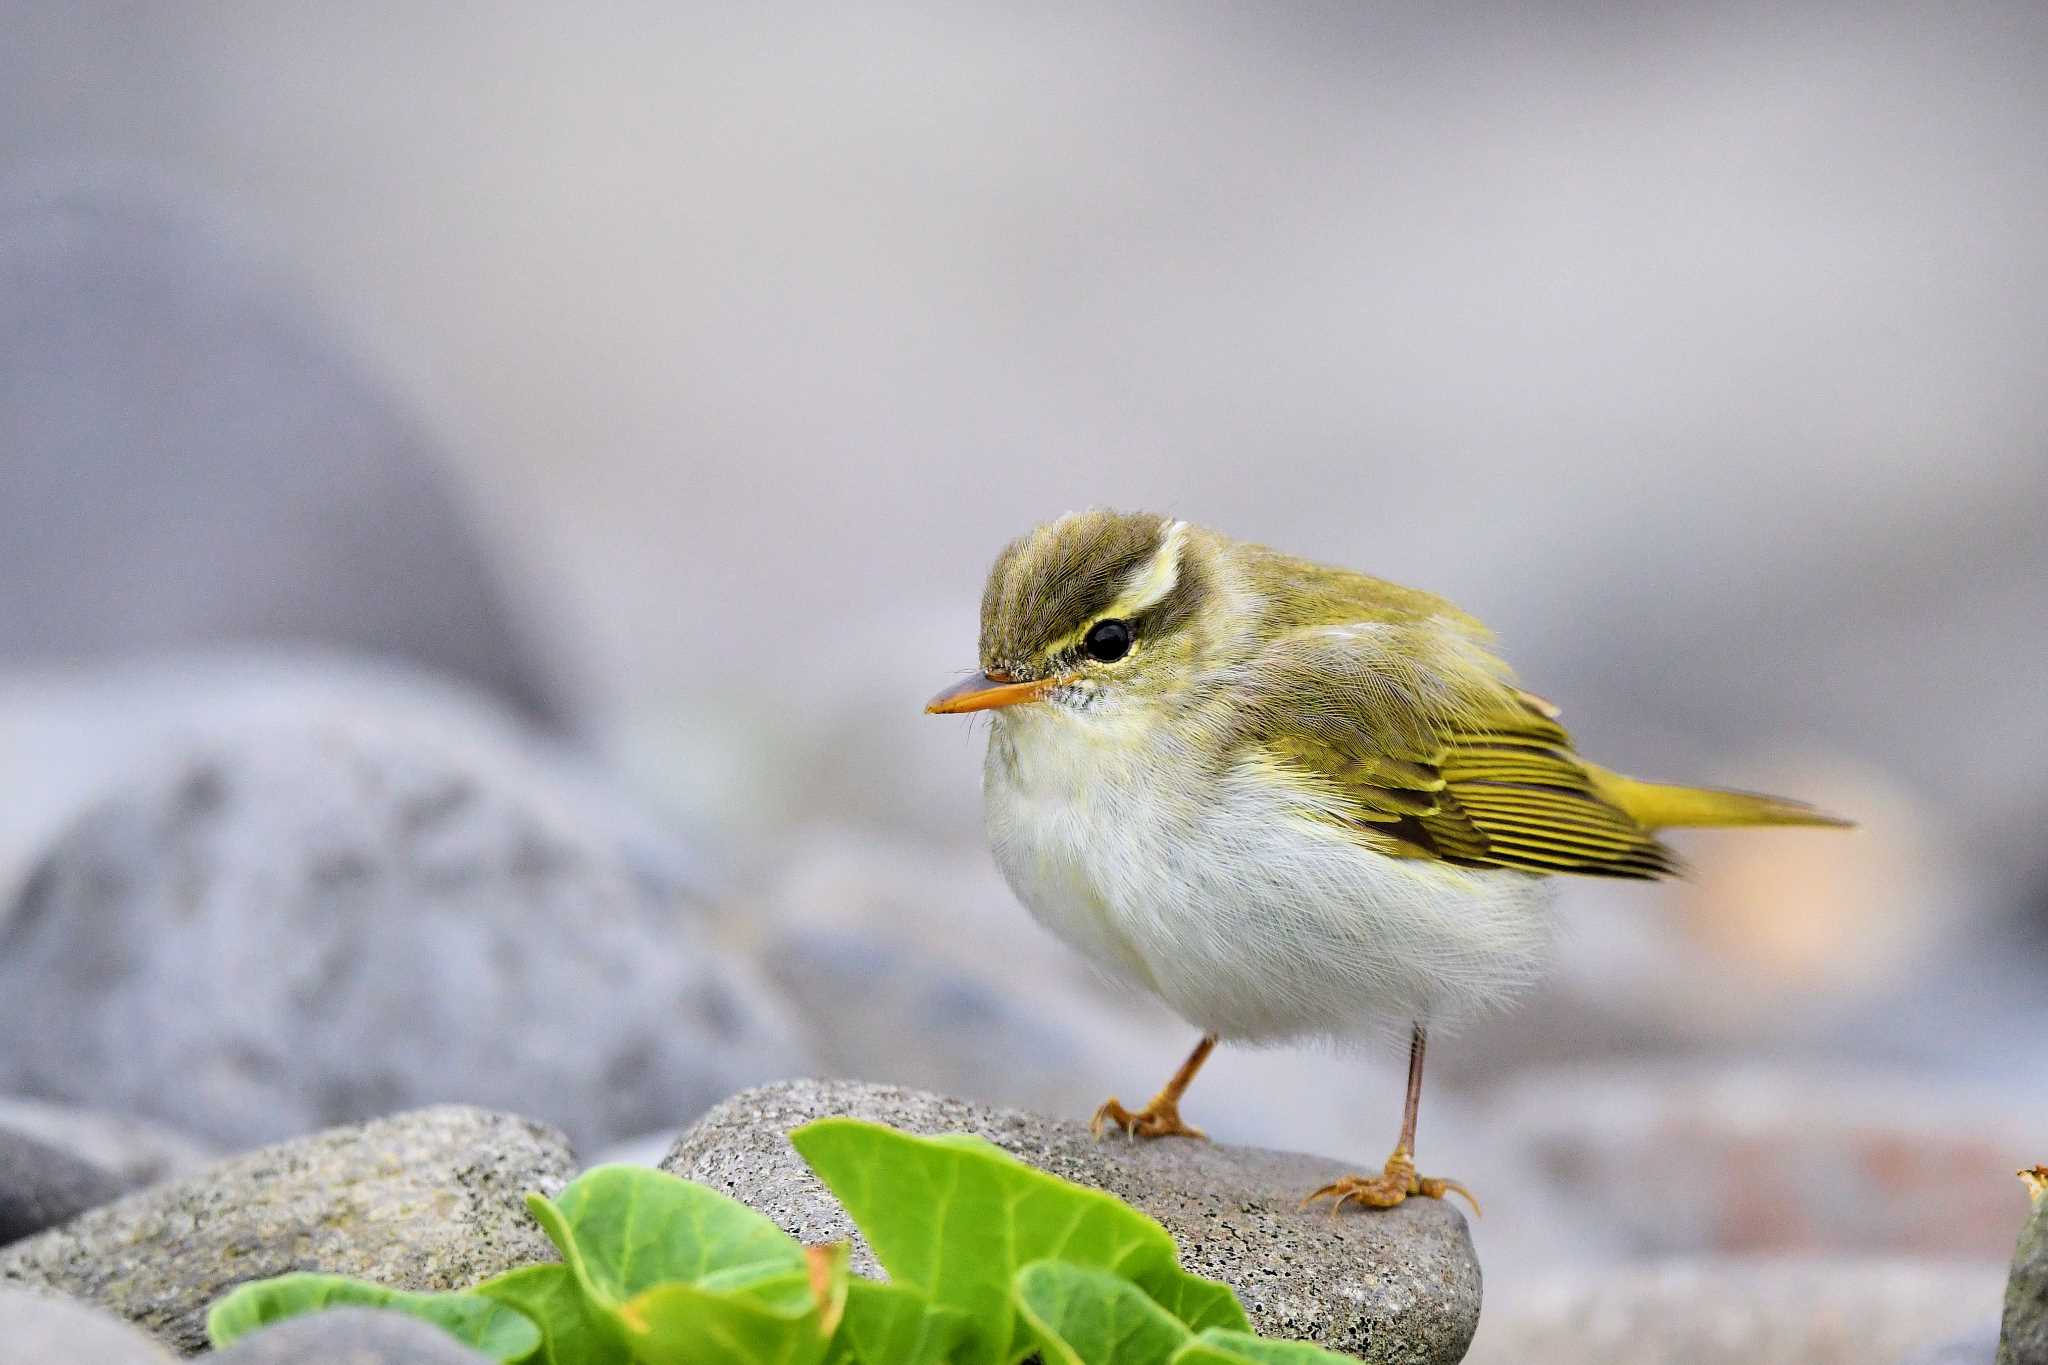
xmin=1083 ymin=619 xmax=1134 ymax=663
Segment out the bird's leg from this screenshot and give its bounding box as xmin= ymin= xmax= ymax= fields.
xmin=1091 ymin=1034 xmax=1216 ymax=1141
xmin=1302 ymin=1023 xmax=1480 ymax=1214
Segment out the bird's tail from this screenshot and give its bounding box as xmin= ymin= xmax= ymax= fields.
xmin=1586 ymin=765 xmax=1855 ymax=832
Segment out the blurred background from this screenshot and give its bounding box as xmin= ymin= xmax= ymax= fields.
xmin=3 ymin=3 xmax=2044 ymax=1360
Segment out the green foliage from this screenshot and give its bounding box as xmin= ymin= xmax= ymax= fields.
xmin=204 ymin=1122 xmax=1344 ymax=1363
xmin=1014 ymin=1264 xmax=1355 ymax=1365
xmin=205 ymin=1272 xmax=542 ymax=1361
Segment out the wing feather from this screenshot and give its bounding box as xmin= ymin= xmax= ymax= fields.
xmin=1222 ymin=617 xmax=1680 ymax=879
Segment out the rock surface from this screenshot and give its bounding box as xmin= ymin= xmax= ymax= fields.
xmin=207 ymin=1307 xmax=496 ymax=1364
xmin=0 ymin=1285 xmax=178 ymax=1364
xmin=664 ymin=1079 xmax=1481 ymax=1363
xmin=0 ymin=1129 xmax=126 ymax=1247
xmin=0 ymin=1097 xmax=216 ymax=1191
xmin=2001 ymin=1167 xmax=2048 ymax=1365
xmin=0 ymin=1106 xmax=569 ymax=1355
xmin=0 ymin=700 xmax=805 ymax=1152
xmin=1467 ymin=1257 xmax=2008 ymax=1365
xmin=0 ymin=168 xmax=568 ymax=731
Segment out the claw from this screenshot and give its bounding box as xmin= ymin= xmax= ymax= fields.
xmin=1300 ymin=1146 xmax=1480 ymax=1216
xmin=1089 ymin=1095 xmax=1208 ymax=1143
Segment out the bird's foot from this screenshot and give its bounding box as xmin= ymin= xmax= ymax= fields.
xmin=1301 ymin=1145 xmax=1480 ymax=1215
xmin=1090 ymin=1093 xmax=1208 ymax=1142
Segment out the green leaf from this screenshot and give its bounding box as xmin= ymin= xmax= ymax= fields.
xmin=790 ymin=1119 xmax=1248 ymax=1364
xmin=1171 ymin=1329 xmax=1360 ymax=1364
xmin=1014 ymin=1261 xmax=1193 ymax=1365
xmin=528 ymin=1163 xmax=805 ymax=1305
xmin=621 ymin=1254 xmax=840 ymax=1365
xmin=825 ymin=1281 xmax=974 ymax=1365
xmin=1143 ymin=1270 xmax=1252 ymax=1335
xmin=205 ymin=1272 xmax=541 ymax=1362
xmin=474 ymin=1264 xmax=609 ymax=1365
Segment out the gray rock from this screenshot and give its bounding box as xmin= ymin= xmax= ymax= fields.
xmin=207 ymin=1307 xmax=495 ymax=1364
xmin=0 ymin=168 xmax=568 ymax=731
xmin=0 ymin=1130 xmax=125 ymax=1247
xmin=0 ymin=1105 xmax=569 ymax=1355
xmin=0 ymin=1286 xmax=177 ymax=1364
xmin=664 ymin=1079 xmax=1480 ymax=1363
xmin=0 ymin=703 xmax=806 ymax=1152
xmin=2002 ymin=1169 xmax=2048 ymax=1365
xmin=1468 ymin=1258 xmax=2009 ymax=1365
xmin=1905 ymin=1324 xmax=2000 ymax=1365
xmin=0 ymin=1097 xmax=215 ymax=1191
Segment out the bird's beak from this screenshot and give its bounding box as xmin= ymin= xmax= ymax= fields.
xmin=925 ymin=672 xmax=1062 ymax=714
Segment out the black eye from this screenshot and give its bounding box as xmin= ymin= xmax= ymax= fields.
xmin=1083 ymin=619 xmax=1134 ymax=663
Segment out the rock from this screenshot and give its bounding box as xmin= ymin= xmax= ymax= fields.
xmin=0 ymin=1097 xmax=216 ymax=1190
xmin=207 ymin=1307 xmax=496 ymax=1364
xmin=1484 ymin=1064 xmax=2048 ymax=1262
xmin=2002 ymin=1167 xmax=2048 ymax=1365
xmin=0 ymin=694 xmax=806 ymax=1152
xmin=0 ymin=1286 xmax=178 ymax=1364
xmin=664 ymin=1079 xmax=1481 ymax=1363
xmin=1467 ymin=1258 xmax=2008 ymax=1365
xmin=1903 ymin=1324 xmax=2001 ymax=1365
xmin=0 ymin=168 xmax=569 ymax=732
xmin=0 ymin=1129 xmax=126 ymax=1247
xmin=0 ymin=1105 xmax=569 ymax=1355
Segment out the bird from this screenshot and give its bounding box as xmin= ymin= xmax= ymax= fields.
xmin=925 ymin=508 xmax=1850 ymax=1214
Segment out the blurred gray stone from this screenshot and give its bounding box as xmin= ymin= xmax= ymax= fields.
xmin=0 ymin=1106 xmax=568 ymax=1355
xmin=664 ymin=1079 xmax=1481 ymax=1363
xmin=0 ymin=697 xmax=806 ymax=1152
xmin=1485 ymin=1063 xmax=2048 ymax=1263
xmin=2002 ymin=1169 xmax=2048 ymax=1365
xmin=0 ymin=169 xmax=569 ymax=731
xmin=0 ymin=1130 xmax=124 ymax=1247
xmin=1467 ymin=1258 xmax=2008 ymax=1365
xmin=0 ymin=1286 xmax=177 ymax=1364
xmin=208 ymin=1307 xmax=496 ymax=1364
xmin=1904 ymin=1324 xmax=2000 ymax=1365
xmin=0 ymin=1097 xmax=215 ymax=1191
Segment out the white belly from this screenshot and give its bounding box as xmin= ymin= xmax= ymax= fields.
xmin=983 ymin=709 xmax=1557 ymax=1042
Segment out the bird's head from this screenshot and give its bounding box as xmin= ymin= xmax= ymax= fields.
xmin=925 ymin=509 xmax=1232 ymax=722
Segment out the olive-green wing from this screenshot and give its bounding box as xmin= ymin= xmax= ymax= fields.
xmin=1228 ymin=623 xmax=1680 ymax=879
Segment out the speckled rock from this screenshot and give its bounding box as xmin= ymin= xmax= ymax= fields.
xmin=0 ymin=1129 xmax=126 ymax=1246
xmin=0 ymin=1285 xmax=178 ymax=1363
xmin=663 ymin=1079 xmax=1480 ymax=1363
xmin=206 ymin=1307 xmax=496 ymax=1363
xmin=1468 ymin=1258 xmax=2008 ymax=1365
xmin=0 ymin=700 xmax=806 ymax=1153
xmin=0 ymin=1106 xmax=569 ymax=1355
xmin=2001 ymin=1167 xmax=2048 ymax=1365
xmin=0 ymin=1098 xmax=216 ymax=1191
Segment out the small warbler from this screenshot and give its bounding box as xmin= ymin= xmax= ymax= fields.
xmin=926 ymin=509 xmax=1848 ymax=1213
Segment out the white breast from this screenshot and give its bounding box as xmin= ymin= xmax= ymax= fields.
xmin=983 ymin=705 xmax=1557 ymax=1043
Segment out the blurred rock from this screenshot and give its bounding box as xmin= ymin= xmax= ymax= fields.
xmin=1902 ymin=1326 xmax=2001 ymax=1365
xmin=208 ymin=1307 xmax=496 ymax=1364
xmin=0 ymin=1285 xmax=177 ymax=1364
xmin=2002 ymin=1167 xmax=2048 ymax=1365
xmin=0 ymin=1097 xmax=215 ymax=1190
xmin=1468 ymin=1258 xmax=2008 ymax=1365
xmin=666 ymin=1079 xmax=1481 ymax=1363
xmin=1487 ymin=1064 xmax=2048 ymax=1262
xmin=0 ymin=1130 xmax=125 ymax=1247
xmin=0 ymin=170 xmax=572 ymax=731
xmin=0 ymin=682 xmax=806 ymax=1152
xmin=0 ymin=1106 xmax=568 ymax=1355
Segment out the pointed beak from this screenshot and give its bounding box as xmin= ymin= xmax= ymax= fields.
xmin=924 ymin=671 xmax=1062 ymax=714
